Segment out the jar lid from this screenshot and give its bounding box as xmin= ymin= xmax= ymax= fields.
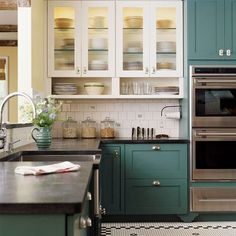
xmin=63 ymin=116 xmax=77 ymax=123
xmin=101 ymin=117 xmax=115 ymax=124
xmin=82 ymin=117 xmax=96 ymax=123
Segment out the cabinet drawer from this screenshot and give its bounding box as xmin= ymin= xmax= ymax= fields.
xmin=125 ymin=144 xmax=187 ymax=178
xmin=191 ymin=187 xmax=236 ymax=212
xmin=126 ymin=179 xmax=187 ymax=214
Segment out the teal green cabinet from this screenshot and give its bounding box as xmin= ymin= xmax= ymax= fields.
xmin=125 ymin=144 xmax=188 ymax=215
xmin=125 ymin=144 xmax=187 ymax=179
xmin=126 ymin=179 xmax=187 ymax=214
xmin=188 ymin=0 xmax=236 ymax=60
xmin=100 ymin=144 xmax=125 ymax=215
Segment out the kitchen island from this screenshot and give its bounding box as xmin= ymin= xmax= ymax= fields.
xmin=0 ymin=162 xmax=93 ymax=236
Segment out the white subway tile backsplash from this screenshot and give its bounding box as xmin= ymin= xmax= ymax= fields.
xmin=52 ymin=99 xmax=180 ymax=138
xmin=62 ymin=103 xmax=70 ymax=112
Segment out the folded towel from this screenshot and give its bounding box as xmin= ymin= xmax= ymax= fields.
xmin=15 ymin=161 xmax=80 ymax=176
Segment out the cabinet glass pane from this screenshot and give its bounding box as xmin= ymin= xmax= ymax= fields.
xmin=54 ymin=7 xmax=75 ymax=71
xmin=156 ymin=7 xmax=176 ymax=71
xmin=88 ymin=7 xmax=108 ymax=71
xmin=123 ymin=8 xmax=143 ymax=71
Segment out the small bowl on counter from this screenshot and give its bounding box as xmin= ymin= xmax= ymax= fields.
xmin=84 ymin=82 xmax=104 ymax=95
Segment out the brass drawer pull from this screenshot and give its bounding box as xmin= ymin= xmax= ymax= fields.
xmin=152 ymin=146 xmax=161 ymax=150
xmin=152 ymin=180 xmax=161 ymax=186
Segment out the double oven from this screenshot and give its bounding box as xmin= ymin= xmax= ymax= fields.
xmin=190 ymin=66 xmax=236 ymax=211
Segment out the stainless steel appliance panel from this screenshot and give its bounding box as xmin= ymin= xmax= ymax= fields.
xmin=192 ymin=128 xmax=236 ymax=180
xmin=192 ymin=76 xmax=236 ymax=127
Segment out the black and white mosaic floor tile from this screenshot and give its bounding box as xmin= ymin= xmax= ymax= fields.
xmin=101 ymin=222 xmax=236 ymax=236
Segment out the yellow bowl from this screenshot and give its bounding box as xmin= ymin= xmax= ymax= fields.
xmin=156 ymin=19 xmax=172 ymax=28
xmin=125 ymin=16 xmax=143 ymax=28
xmin=55 ymin=18 xmax=73 ymax=28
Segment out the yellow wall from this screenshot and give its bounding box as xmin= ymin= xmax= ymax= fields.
xmin=31 ymin=0 xmax=46 ymax=93
xmin=0 ymin=47 xmax=18 ymax=123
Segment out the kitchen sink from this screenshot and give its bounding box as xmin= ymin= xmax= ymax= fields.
xmin=1 ymin=151 xmax=101 ymax=165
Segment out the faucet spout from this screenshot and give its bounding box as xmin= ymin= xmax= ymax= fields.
xmin=0 ymin=92 xmax=36 ymax=149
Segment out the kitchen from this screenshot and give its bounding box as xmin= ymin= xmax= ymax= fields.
xmin=1 ymin=0 xmax=236 ymax=236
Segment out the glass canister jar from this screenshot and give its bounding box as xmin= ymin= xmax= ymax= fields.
xmin=81 ymin=117 xmax=97 ymax=139
xmin=62 ymin=117 xmax=78 ymax=139
xmin=100 ymin=117 xmax=115 ymax=138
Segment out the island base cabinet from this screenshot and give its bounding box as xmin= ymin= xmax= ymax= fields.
xmin=126 ymin=179 xmax=187 ymax=215
xmin=0 ymin=215 xmax=66 ymax=236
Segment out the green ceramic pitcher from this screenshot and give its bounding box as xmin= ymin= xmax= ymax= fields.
xmin=31 ymin=127 xmax=52 ymax=149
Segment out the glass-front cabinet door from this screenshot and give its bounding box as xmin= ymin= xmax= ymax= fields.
xmin=150 ymin=1 xmax=183 ymax=77
xmin=116 ymin=1 xmax=149 ymax=77
xmin=48 ymin=1 xmax=81 ymax=77
xmin=82 ymin=1 xmax=115 ymax=77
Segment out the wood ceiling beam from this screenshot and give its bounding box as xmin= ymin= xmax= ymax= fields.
xmin=0 ymin=0 xmax=31 ymax=10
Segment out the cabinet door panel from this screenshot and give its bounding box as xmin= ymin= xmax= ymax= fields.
xmin=116 ymin=1 xmax=149 ymax=77
xmin=48 ymin=1 xmax=82 ymax=77
xmin=188 ymin=0 xmax=224 ymax=60
xmin=126 ymin=179 xmax=187 ymax=214
xmin=100 ymin=145 xmax=124 ymax=215
xmin=150 ymin=1 xmax=183 ymax=77
xmin=125 ymin=144 xmax=187 ymax=179
xmin=82 ymin=1 xmax=115 ymax=77
xmin=225 ymin=0 xmax=236 ymax=59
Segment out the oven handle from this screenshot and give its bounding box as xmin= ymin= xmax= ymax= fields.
xmin=195 ymin=78 xmax=236 ymax=84
xmin=199 ymin=199 xmax=236 ymax=202
xmin=94 ymin=169 xmax=100 ymax=217
xmin=196 ymin=132 xmax=236 ymax=137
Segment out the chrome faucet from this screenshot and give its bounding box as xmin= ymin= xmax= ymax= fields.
xmin=0 ymin=92 xmax=36 ymax=149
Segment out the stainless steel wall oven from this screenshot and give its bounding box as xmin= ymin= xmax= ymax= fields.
xmin=192 ymin=128 xmax=236 ymax=180
xmin=190 ymin=66 xmax=236 ymax=212
xmin=191 ymin=66 xmax=236 ymax=127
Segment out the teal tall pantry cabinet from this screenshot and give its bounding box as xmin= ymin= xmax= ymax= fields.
xmin=188 ymin=0 xmax=236 ymax=60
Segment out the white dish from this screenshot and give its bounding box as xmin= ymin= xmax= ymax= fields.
xmin=126 ymin=47 xmax=142 ymax=53
xmin=89 ymin=38 xmax=107 ymax=50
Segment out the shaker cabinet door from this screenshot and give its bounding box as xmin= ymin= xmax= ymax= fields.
xmin=188 ymin=0 xmax=224 ymax=60
xmin=225 ymin=0 xmax=236 ymax=60
xmin=100 ymin=145 xmax=125 ymax=215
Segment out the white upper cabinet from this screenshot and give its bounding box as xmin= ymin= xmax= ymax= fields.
xmin=116 ymin=1 xmax=183 ymax=78
xmin=48 ymin=1 xmax=115 ymax=77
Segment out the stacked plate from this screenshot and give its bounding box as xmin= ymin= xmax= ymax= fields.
xmin=153 ymin=86 xmax=179 ymax=95
xmin=89 ymin=60 xmax=107 ymax=70
xmin=53 ymin=83 xmax=77 ymax=95
xmin=156 ymin=62 xmax=175 ymax=70
xmin=123 ymin=61 xmax=142 ymax=70
xmin=156 ymin=41 xmax=176 ymax=53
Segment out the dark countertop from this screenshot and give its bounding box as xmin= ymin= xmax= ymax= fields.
xmin=0 ymin=137 xmax=189 ymax=161
xmin=100 ymin=137 xmax=189 ymax=144
xmin=0 ymin=162 xmax=93 ymax=214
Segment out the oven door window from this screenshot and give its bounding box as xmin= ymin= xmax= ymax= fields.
xmin=196 ymin=141 xmax=236 ymax=169
xmin=195 ymin=89 xmax=236 ymax=116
